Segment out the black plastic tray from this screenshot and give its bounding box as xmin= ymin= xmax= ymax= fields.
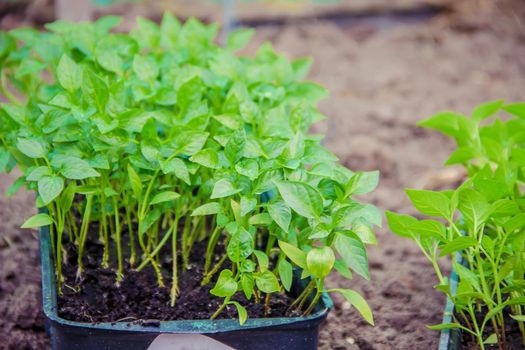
xmin=39 ymin=226 xmax=333 ymax=350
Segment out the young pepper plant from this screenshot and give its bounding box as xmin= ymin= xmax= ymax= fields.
xmin=387 ymin=101 xmax=525 ymax=349
xmin=0 ymin=14 xmax=380 ymax=325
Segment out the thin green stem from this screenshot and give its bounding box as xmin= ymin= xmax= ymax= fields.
xmin=113 ymin=196 xmax=123 ymax=283
xmin=77 ymin=195 xmax=94 ymax=279
xmin=204 ymin=226 xmax=221 ymax=275
xmin=304 ymin=279 xmax=324 ymax=316
xmin=210 ymin=297 xmax=230 ymax=320
xmin=201 ymin=254 xmax=228 ymax=286
xmin=171 ymin=215 xmax=180 ymax=307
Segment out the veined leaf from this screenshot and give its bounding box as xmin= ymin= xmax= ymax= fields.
xmin=191 ymin=202 xmax=221 ymax=216
xmin=278 ymin=240 xmax=307 ymax=269
xmin=268 ymin=201 xmax=291 ymax=232
xmin=211 ymin=179 xmax=241 ymax=199
xmin=329 ymin=288 xmax=374 ymax=326
xmin=21 ymin=213 xmax=53 ymax=228
xmin=149 ymin=191 xmax=180 ymax=205
xmin=275 ymin=180 xmax=323 ymax=219
xmin=334 ymin=231 xmax=369 ymax=280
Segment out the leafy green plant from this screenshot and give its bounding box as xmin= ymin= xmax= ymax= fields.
xmin=0 ymin=14 xmax=380 ymax=325
xmin=387 ymin=101 xmax=525 ymax=349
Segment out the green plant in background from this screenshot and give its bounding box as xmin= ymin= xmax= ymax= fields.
xmin=387 ymin=101 xmax=525 ymax=349
xmin=0 ymin=14 xmax=379 ymax=325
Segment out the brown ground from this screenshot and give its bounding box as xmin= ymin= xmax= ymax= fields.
xmin=1 ymin=1 xmax=524 ymax=349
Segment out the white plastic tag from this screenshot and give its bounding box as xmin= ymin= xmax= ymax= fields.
xmin=147 ymin=334 xmax=237 ymax=350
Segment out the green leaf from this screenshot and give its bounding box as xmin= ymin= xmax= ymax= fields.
xmin=253 ymin=250 xmax=269 ymax=272
xmin=17 ymin=138 xmax=45 ymax=159
xmin=127 ymin=165 xmax=143 ymax=200
xmin=306 ymin=246 xmax=335 ymax=278
xmin=7 ymin=176 xmax=25 ymax=197
xmin=335 ymin=203 xmax=382 ymax=228
xmin=330 ymin=288 xmax=374 ymax=326
xmin=57 ymin=54 xmax=82 ymax=91
xmin=82 ymin=69 xmax=108 ymax=111
xmin=454 ymin=262 xmax=481 ymax=292
xmin=278 ymin=259 xmax=293 ymax=291
xmin=60 ymin=157 xmax=100 ymax=180
xmin=240 ymin=197 xmax=257 ymax=216
xmin=483 ymin=333 xmax=498 ymax=344
xmin=503 ymin=102 xmax=525 ymax=119
xmin=417 ymin=112 xmax=460 ymax=137
xmin=21 ymin=213 xmax=53 ymax=228
xmin=291 ymin=57 xmax=312 ymax=80
xmin=275 ymin=180 xmax=323 ymax=219
xmin=309 ymin=222 xmax=331 ymax=239
xmin=149 ymin=191 xmax=180 ymax=205
xmin=227 ymin=28 xmax=255 ymax=51
xmin=160 ymin=12 xmax=180 ymax=48
xmin=241 ymin=273 xmax=254 ymax=300
xmin=457 ymin=189 xmax=490 ymax=231
xmin=439 ymin=237 xmax=478 ymax=257
xmin=268 ymin=201 xmax=291 ymax=232
xmin=213 ymin=114 xmax=242 ymax=129
xmin=235 ymin=159 xmax=259 ymax=180
xmin=211 ymin=179 xmax=241 ymax=199
xmin=139 ymin=208 xmax=161 ymax=235
xmin=27 ymin=166 xmax=51 ymax=181
xmin=346 ymin=171 xmax=380 ymax=196
xmin=278 ymin=240 xmax=307 ymax=269
xmin=133 ymin=54 xmax=159 ymax=82
xmin=228 ymin=301 xmax=248 ymax=325
xmin=334 ymin=259 xmax=353 ymax=280
xmin=334 ymin=231 xmax=369 ymax=280
xmin=353 ymin=222 xmax=377 ymax=245
xmin=38 ymin=175 xmax=64 ymax=205
xmin=409 ymin=220 xmax=446 ymax=240
xmin=133 ymin=16 xmax=160 ymax=49
xmin=386 ymin=211 xmax=418 ymax=238
xmin=510 ymin=314 xmax=525 ymax=322
xmin=1 ymin=103 xmax=25 ymax=124
xmin=406 ymin=189 xmax=452 ymax=219
xmin=249 ymin=213 xmax=272 ymax=226
xmin=174 ymin=130 xmax=209 ymax=156
xmin=210 ymin=270 xmax=237 ymax=298
xmin=161 ymin=158 xmax=190 ymax=185
xmin=472 ymin=99 xmax=504 ymax=121
xmin=427 ymin=323 xmax=462 ymax=331
xmin=255 ymin=270 xmax=280 ymax=293
xmin=96 ymin=49 xmax=123 ymax=75
xmin=227 ymin=227 xmax=253 ymax=263
xmin=189 ymin=149 xmax=219 ymax=169
xmin=192 ymin=202 xmax=221 ymax=216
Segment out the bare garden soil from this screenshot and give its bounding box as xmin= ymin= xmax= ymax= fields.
xmin=1 ymin=0 xmax=525 ymax=349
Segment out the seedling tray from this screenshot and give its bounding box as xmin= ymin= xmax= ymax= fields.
xmin=40 ymin=226 xmax=333 ymax=350
xmin=438 ymin=255 xmax=462 ymax=350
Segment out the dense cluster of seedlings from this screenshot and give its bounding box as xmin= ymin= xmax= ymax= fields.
xmin=0 ymin=15 xmax=380 ymax=324
xmin=388 ymin=101 xmax=525 ymax=349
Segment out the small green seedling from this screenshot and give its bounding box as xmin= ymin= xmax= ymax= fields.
xmin=387 ymin=101 xmax=525 ymax=349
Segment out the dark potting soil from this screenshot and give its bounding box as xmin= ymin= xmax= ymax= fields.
xmin=57 ymin=233 xmax=299 ymax=324
xmin=459 ymin=311 xmax=524 ymax=350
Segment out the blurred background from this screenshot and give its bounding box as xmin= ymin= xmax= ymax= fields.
xmin=0 ymin=1 xmax=524 ymax=349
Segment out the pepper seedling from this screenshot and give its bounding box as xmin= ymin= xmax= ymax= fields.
xmin=0 ymin=14 xmax=380 ymax=325
xmin=387 ymin=100 xmax=525 ymax=349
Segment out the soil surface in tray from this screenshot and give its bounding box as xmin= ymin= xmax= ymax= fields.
xmin=2 ymin=0 xmax=525 ymax=349
xmin=58 ymin=237 xmax=297 ymax=323
xmin=459 ymin=311 xmax=524 ymax=350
